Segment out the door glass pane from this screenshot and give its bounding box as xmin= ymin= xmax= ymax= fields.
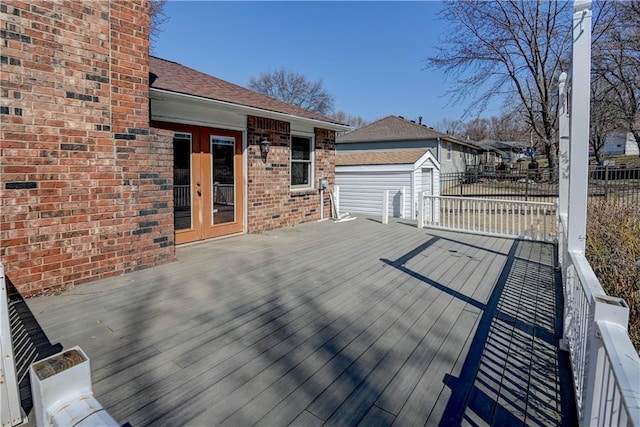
xmin=211 ymin=137 xmax=235 ymax=225
xmin=173 ymin=133 xmax=192 ymax=230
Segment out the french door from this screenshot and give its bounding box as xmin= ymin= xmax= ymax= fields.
xmin=154 ymin=122 xmax=243 ymax=244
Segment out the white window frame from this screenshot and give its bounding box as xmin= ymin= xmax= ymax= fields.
xmin=290 ymin=134 xmax=315 ymax=190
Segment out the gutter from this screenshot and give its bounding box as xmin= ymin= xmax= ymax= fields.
xmin=150 ymin=88 xmax=351 ymax=132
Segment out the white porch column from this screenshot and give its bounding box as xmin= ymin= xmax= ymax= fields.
xmin=558 ymin=72 xmax=570 ymax=221
xmin=567 ymin=0 xmax=592 ymax=254
xmin=558 ymin=72 xmax=570 ymax=274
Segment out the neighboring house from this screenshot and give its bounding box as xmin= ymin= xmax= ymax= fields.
xmin=0 ymin=1 xmax=348 ymax=296
xmin=474 ymin=142 xmax=505 ymax=171
xmin=603 ymin=132 xmax=639 ymax=157
xmin=480 ymin=140 xmax=528 ymax=164
xmin=335 ymin=149 xmax=440 ymax=219
xmin=337 ymin=116 xmax=481 ymax=195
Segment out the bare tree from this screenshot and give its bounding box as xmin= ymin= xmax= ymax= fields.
xmin=248 ymin=68 xmax=334 ymax=115
xmin=590 ymin=79 xmax=620 ymax=164
xmin=427 ymin=1 xmax=575 ymax=173
xmin=331 ymin=111 xmax=368 ymax=130
xmin=149 ymin=0 xmax=168 ymax=52
xmin=593 ymin=0 xmax=640 ymax=155
xmin=489 ymin=111 xmax=530 ymax=142
xmin=434 ymin=118 xmax=465 ymax=136
xmin=439 ymin=111 xmax=529 ymax=143
xmin=463 ymin=118 xmax=491 ymax=142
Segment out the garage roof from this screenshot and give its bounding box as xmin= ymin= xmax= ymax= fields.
xmin=336 ymin=149 xmax=433 ymax=166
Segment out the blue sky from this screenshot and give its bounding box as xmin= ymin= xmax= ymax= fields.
xmin=154 ymin=1 xmax=501 ymax=127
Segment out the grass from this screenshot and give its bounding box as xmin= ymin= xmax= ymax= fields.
xmin=586 ymin=199 xmax=640 ymax=351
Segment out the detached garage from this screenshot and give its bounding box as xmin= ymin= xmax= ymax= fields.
xmin=336 ymin=149 xmax=440 ymax=219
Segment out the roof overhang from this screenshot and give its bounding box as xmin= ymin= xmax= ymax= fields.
xmin=150 ymin=88 xmax=351 ymax=132
xmin=337 ymin=135 xmax=482 ymax=150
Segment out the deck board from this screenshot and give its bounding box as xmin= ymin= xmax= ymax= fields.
xmin=24 ymin=216 xmax=575 ymax=426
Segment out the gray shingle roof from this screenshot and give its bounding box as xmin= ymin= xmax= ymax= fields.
xmin=337 ymin=115 xmax=449 ymax=143
xmin=336 ymin=149 xmax=432 ymax=166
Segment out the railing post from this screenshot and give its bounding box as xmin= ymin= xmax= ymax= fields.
xmin=559 ymin=262 xmax=575 ymax=353
xmin=567 ymin=0 xmax=592 ymax=255
xmin=417 ymin=192 xmax=424 ymax=228
xmin=382 ymin=190 xmax=389 ymax=224
xmin=582 ymin=295 xmax=629 ymax=425
xmin=604 ymin=165 xmax=609 ymax=199
xmin=558 ymin=67 xmax=571 ymax=342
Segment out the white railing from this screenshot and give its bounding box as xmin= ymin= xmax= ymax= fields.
xmin=557 ymin=3 xmax=640 ymax=425
xmin=417 ymin=194 xmax=556 ymax=243
xmin=0 ymin=264 xmax=27 ymax=426
xmin=381 ymin=188 xmax=408 ymax=224
xmin=173 ymin=185 xmax=191 ymax=209
xmin=174 ymin=184 xmax=234 ymax=209
xmin=559 ymin=216 xmax=640 ymax=426
xmin=592 ymin=321 xmax=640 ymax=426
xmin=213 ymin=183 xmax=234 ymax=206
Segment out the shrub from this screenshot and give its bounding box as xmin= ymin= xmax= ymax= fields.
xmin=586 ymin=199 xmax=640 ymax=351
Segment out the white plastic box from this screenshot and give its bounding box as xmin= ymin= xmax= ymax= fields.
xmin=29 ymin=346 xmax=118 ymax=427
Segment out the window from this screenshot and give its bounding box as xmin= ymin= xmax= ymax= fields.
xmin=291 ymin=135 xmax=313 ymax=188
xmin=447 ymin=142 xmax=452 ymax=161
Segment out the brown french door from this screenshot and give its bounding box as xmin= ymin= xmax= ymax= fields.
xmin=153 ymin=122 xmax=243 ymax=244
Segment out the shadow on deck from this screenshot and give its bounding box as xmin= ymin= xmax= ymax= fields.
xmin=22 ymin=217 xmax=576 ymax=426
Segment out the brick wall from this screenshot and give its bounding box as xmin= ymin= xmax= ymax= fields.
xmin=0 ymin=1 xmax=175 ymax=296
xmin=246 ymin=115 xmax=335 ymax=232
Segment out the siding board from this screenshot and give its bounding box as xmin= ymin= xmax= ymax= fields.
xmin=336 ymin=171 xmax=411 ymax=217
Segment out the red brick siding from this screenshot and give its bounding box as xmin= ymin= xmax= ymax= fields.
xmin=246 ymin=116 xmax=335 ymax=232
xmin=0 ymin=1 xmax=175 ymax=296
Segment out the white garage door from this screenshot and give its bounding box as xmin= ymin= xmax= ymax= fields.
xmin=335 ymin=170 xmax=412 ymax=217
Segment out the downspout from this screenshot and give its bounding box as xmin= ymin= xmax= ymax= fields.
xmin=437 ymin=137 xmax=442 ymax=163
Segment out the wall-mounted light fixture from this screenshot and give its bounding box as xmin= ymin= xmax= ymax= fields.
xmin=259 ymin=139 xmax=270 ymax=162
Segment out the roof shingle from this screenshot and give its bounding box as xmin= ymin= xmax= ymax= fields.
xmin=337 ymin=115 xmax=449 ymax=143
xmin=149 ymin=56 xmax=343 ymax=126
xmin=336 ymin=149 xmax=432 ymax=166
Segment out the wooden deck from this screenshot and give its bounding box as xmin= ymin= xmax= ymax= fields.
xmin=24 ymin=217 xmax=575 ymax=426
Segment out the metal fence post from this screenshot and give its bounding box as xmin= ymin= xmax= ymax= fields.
xmin=604 ymin=165 xmax=609 ymax=199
